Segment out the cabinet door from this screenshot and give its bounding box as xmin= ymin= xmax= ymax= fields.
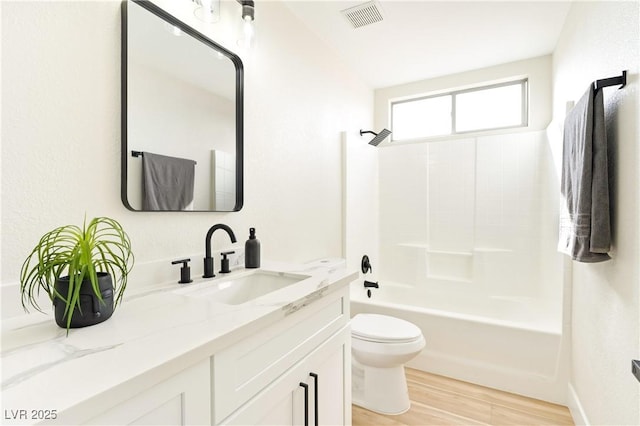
xmin=85 ymin=360 xmax=210 ymax=425
xmin=306 ymin=326 xmax=350 ymax=426
xmin=222 ymin=325 xmax=350 ymax=426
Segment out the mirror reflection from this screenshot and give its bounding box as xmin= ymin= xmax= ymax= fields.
xmin=122 ymin=0 xmax=243 ymax=211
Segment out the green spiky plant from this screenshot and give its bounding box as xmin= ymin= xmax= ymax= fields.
xmin=20 ymin=216 xmax=134 ymax=331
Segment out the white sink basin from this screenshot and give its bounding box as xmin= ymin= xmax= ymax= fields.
xmin=174 ymin=270 xmax=310 ymax=305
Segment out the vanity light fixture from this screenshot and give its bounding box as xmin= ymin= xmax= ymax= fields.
xmin=191 ymin=0 xmax=255 ymax=49
xmin=239 ymin=0 xmax=255 ymax=21
xmin=192 ymin=0 xmax=220 ymax=23
xmin=237 ymin=0 xmax=255 ymax=49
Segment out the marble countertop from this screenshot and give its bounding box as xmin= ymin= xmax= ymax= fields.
xmin=1 ymin=258 xmax=357 ymax=423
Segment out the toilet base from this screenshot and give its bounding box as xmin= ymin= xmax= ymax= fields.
xmin=352 ymin=361 xmax=411 ymax=415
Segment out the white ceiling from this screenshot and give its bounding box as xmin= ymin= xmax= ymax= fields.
xmin=282 ymin=0 xmax=572 ymax=89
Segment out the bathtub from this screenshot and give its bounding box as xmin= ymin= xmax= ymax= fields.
xmin=350 ymin=281 xmax=568 ymax=404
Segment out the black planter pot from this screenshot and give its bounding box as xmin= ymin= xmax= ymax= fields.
xmin=53 ymin=272 xmax=114 ymax=329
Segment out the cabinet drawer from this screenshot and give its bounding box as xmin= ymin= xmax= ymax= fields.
xmin=212 ymin=288 xmax=348 ymax=424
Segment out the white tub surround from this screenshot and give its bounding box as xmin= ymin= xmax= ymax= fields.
xmin=2 ymin=259 xmax=356 ymax=425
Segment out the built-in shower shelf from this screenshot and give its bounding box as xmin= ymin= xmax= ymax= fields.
xmin=397 ymin=242 xmax=430 ymax=249
xmin=474 ymin=247 xmax=513 ymax=253
xmin=426 ymin=274 xmax=473 ymax=283
xmin=427 ymin=250 xmax=473 ymax=283
xmin=397 ymin=243 xmax=513 ymax=255
xmin=428 ymin=250 xmax=473 ymax=256
xmin=397 ymin=243 xmax=473 ymax=257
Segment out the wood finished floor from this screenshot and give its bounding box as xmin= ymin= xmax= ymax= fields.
xmin=352 ymin=368 xmax=574 ymax=426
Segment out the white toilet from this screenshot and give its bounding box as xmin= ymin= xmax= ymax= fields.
xmin=351 ymin=313 xmax=426 ymax=415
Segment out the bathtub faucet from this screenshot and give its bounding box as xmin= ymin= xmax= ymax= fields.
xmin=364 ymin=280 xmax=379 ymax=288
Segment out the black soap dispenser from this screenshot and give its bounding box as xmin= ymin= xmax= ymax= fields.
xmin=245 ymin=227 xmax=260 ymax=268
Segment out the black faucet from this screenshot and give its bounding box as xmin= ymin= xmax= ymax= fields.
xmin=204 ymin=224 xmax=237 ymax=278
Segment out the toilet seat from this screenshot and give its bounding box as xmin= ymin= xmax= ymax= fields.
xmin=351 ymin=313 xmax=422 ymax=343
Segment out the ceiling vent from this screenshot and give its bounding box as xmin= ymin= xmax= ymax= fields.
xmin=341 ymin=1 xmax=384 ymax=29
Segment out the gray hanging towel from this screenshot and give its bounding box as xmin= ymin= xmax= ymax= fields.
xmin=558 ymin=85 xmax=611 ymax=262
xmin=142 ymin=152 xmax=196 ymax=211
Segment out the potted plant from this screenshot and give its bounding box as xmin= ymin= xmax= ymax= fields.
xmin=20 ymin=216 xmax=134 ymax=331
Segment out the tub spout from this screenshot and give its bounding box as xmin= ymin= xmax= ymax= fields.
xmin=364 ymin=280 xmax=379 ymax=288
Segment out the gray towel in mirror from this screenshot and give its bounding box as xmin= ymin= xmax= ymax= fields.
xmin=142 ymin=152 xmax=196 ymax=211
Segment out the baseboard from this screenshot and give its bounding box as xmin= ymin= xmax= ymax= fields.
xmin=567 ymin=383 xmax=589 ymax=425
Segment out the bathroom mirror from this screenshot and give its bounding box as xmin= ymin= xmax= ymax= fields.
xmin=122 ymin=0 xmax=243 ymax=211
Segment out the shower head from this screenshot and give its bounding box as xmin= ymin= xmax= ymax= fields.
xmin=360 ymin=128 xmax=392 ymax=146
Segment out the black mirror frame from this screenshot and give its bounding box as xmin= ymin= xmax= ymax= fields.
xmin=121 ymin=0 xmax=244 ymax=212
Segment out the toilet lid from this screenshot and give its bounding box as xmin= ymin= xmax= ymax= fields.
xmin=351 ymin=313 xmax=423 ymax=343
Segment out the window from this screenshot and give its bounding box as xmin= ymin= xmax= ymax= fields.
xmin=392 ymin=95 xmax=452 ymax=140
xmin=391 ymin=79 xmax=528 ymax=142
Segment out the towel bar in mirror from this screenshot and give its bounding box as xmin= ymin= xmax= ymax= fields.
xmin=121 ymin=0 xmax=243 ymax=212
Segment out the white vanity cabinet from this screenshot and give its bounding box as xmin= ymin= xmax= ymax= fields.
xmin=84 ymin=359 xmax=210 ymax=425
xmin=213 ymin=287 xmax=351 ymax=425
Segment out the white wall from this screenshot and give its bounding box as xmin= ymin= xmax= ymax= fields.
xmin=342 ymin=130 xmax=379 ymax=283
xmin=1 ymin=1 xmax=372 ymax=317
xmin=551 ymin=1 xmax=639 ymax=425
